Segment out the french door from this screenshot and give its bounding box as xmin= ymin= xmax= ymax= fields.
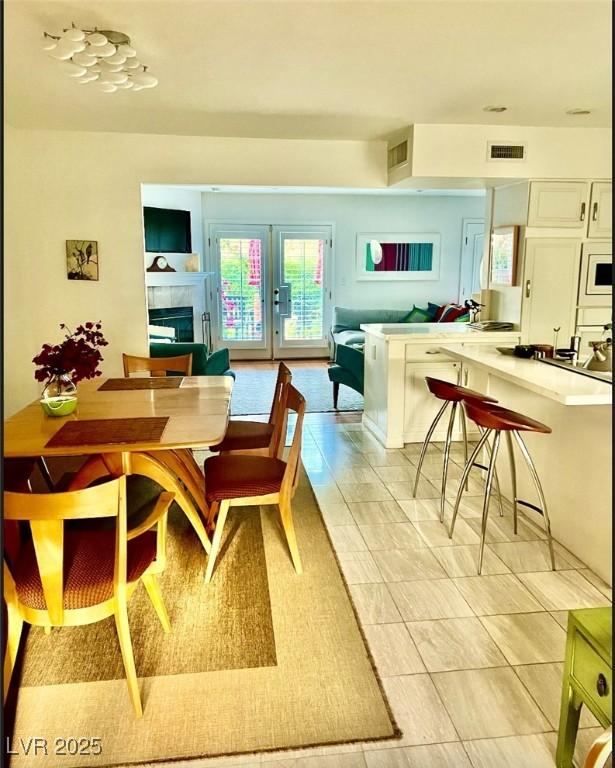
xmin=210 ymin=224 xmax=332 ymax=359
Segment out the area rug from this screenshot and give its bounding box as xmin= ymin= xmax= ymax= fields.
xmin=231 ymin=367 xmax=364 ymax=415
xmin=8 ymin=471 xmax=399 ymax=767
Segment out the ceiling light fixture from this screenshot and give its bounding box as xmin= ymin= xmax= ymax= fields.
xmin=483 ymin=106 xmax=507 ymax=113
xmin=42 ymin=23 xmax=158 ymax=92
xmin=566 ymin=108 xmax=592 ymax=115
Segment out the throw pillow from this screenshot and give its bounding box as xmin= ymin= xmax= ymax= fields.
xmin=427 ymin=302 xmax=440 ymax=321
xmin=439 ymin=304 xmax=468 ymax=322
xmin=433 ymin=304 xmax=449 ymax=322
xmin=403 ymin=305 xmax=432 ymax=323
xmin=453 ymin=312 xmax=471 ymax=323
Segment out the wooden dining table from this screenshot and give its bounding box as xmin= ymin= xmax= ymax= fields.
xmin=4 ymin=375 xmax=234 ymax=555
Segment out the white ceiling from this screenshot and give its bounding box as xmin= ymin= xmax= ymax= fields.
xmin=5 ymin=0 xmax=612 ymax=140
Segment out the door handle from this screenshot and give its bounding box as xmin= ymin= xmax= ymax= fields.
xmin=592 ymin=202 xmax=599 ymax=221
xmin=525 ymin=279 xmax=532 ymax=298
xmin=580 ymin=202 xmax=586 ymax=221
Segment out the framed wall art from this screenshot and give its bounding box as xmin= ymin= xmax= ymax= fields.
xmin=489 ymin=225 xmax=519 ymax=286
xmin=356 ymin=232 xmax=441 ymax=281
xmin=66 ymin=240 xmax=99 ymax=281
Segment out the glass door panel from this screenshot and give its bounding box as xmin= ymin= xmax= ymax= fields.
xmin=210 ymin=225 xmax=272 ymax=358
xmin=273 ymin=227 xmax=331 ymax=357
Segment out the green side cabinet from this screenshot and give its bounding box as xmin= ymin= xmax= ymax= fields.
xmin=556 ymin=607 xmax=612 ymax=768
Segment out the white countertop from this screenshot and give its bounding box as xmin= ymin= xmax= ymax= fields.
xmin=360 ymin=323 xmax=521 ymax=342
xmin=440 ymin=344 xmax=612 ymax=406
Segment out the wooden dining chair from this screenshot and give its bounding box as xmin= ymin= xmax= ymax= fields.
xmin=203 ymin=383 xmax=306 ymax=582
xmin=3 ymin=476 xmax=174 ymax=716
xmin=210 ymin=362 xmax=292 ymax=458
xmin=122 ymin=352 xmax=193 ymax=377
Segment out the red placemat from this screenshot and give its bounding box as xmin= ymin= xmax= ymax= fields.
xmin=98 ymin=377 xmax=183 ymax=391
xmin=45 ymin=417 xmax=169 ymax=448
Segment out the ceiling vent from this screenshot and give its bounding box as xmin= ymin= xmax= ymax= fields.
xmin=487 ymin=141 xmax=526 ymax=161
xmin=388 ymin=140 xmax=408 ymax=170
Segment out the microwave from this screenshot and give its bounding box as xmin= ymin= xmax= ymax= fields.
xmin=578 ymin=242 xmax=612 ymax=307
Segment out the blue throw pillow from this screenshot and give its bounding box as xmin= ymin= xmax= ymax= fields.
xmin=427 ymin=302 xmax=440 ymax=321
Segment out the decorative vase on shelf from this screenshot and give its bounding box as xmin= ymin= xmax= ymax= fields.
xmin=40 ymin=373 xmax=78 ymax=417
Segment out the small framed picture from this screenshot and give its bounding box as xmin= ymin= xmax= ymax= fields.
xmin=489 ymin=226 xmax=519 ymax=286
xmin=66 ymin=240 xmax=99 ymax=281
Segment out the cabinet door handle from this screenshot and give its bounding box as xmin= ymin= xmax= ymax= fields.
xmin=525 ymin=279 xmax=532 ymax=299
xmin=580 ymin=202 xmax=586 ymax=221
xmin=592 ymin=202 xmax=599 ymax=221
xmin=597 ymin=673 xmax=609 ymax=697
xmin=464 ymin=368 xmax=469 ymax=385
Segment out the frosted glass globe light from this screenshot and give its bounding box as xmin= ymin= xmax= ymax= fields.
xmin=72 ymin=51 xmax=97 ymax=67
xmin=60 ymin=61 xmax=87 ymax=77
xmin=131 ymin=72 xmax=158 ymax=88
xmin=98 ymin=60 xmax=124 ymax=72
xmin=117 ymin=44 xmax=136 ymax=57
xmin=86 ymin=32 xmax=108 ymax=46
xmin=61 ymin=27 xmax=85 ymax=43
xmin=99 ymin=82 xmax=117 ymax=92
xmin=42 ymin=36 xmax=58 ymax=51
xmin=107 ymin=71 xmax=128 ymax=84
xmin=96 ymin=42 xmax=117 ymax=57
xmin=106 ymin=50 xmax=127 ymax=65
xmin=76 ymin=73 xmax=99 ymax=84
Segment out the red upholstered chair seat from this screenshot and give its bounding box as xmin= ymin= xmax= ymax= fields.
xmin=204 ymin=455 xmax=286 ymax=504
xmin=210 ymin=421 xmax=274 ymax=452
xmin=13 ymin=529 xmax=157 ymax=610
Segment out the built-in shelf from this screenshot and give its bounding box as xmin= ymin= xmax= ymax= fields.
xmin=145 ymin=271 xmax=213 ymax=287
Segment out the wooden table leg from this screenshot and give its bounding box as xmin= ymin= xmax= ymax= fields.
xmin=68 ymin=452 xmax=211 ymax=556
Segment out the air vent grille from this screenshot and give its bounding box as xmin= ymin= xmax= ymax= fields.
xmin=487 ymin=142 xmax=526 ymax=160
xmin=388 ymin=140 xmax=408 ymax=169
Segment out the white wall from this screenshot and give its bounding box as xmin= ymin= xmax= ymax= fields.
xmin=3 ymin=125 xmax=386 ymax=416
xmin=201 ymin=192 xmax=485 ymax=311
xmin=411 ymin=125 xmax=612 ymax=180
xmin=141 ymin=185 xmax=204 ymax=272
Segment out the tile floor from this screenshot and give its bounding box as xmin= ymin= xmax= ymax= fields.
xmin=170 ymin=412 xmax=612 ymax=768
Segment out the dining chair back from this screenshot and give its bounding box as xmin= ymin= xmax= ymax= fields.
xmin=210 ymin=361 xmax=292 ymax=458
xmin=203 ymin=383 xmax=307 ymax=582
xmin=122 ymin=352 xmax=192 ymax=377
xmin=3 ymin=477 xmax=174 ymax=716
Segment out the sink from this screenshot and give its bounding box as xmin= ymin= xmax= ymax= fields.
xmin=539 ymin=357 xmax=612 ymax=384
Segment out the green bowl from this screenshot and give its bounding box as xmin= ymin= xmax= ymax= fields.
xmin=40 ymin=396 xmax=78 ymax=417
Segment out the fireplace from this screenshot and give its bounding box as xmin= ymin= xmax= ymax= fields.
xmin=148 ymin=306 xmax=194 ymax=343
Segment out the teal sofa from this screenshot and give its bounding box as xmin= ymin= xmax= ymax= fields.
xmin=328 ymin=343 xmax=364 ymax=408
xmin=149 ymin=342 xmax=235 ymax=379
xmin=330 ymin=306 xmax=409 ymax=350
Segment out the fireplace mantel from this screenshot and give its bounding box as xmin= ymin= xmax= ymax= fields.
xmin=145 ymin=271 xmax=213 ymax=287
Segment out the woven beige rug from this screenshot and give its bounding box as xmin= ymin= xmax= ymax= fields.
xmin=8 ymin=471 xmax=400 ymax=767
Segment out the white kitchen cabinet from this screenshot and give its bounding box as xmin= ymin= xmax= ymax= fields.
xmin=527 ymin=181 xmax=589 ymax=228
xmin=403 ymin=361 xmax=460 ymax=440
xmin=521 ymin=239 xmax=581 ymax=345
xmin=360 ymin=325 xmax=521 ymax=448
xmin=587 ymin=182 xmax=612 ymax=238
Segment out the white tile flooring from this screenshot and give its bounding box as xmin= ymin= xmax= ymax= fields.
xmin=176 ymin=417 xmax=611 ymax=768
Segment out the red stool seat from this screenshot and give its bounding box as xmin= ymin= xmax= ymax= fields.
xmin=464 ymin=401 xmax=551 ymax=433
xmin=210 ymin=421 xmax=274 ymax=452
xmin=204 ymin=455 xmax=286 ymax=504
xmin=425 ymin=377 xmax=498 ymax=404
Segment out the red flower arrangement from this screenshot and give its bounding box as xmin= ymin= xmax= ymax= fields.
xmin=33 ymin=321 xmax=108 ymax=384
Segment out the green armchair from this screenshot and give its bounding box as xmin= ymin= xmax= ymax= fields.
xmin=327 ymin=343 xmax=364 ymax=408
xmin=149 ymin=342 xmax=235 ymax=379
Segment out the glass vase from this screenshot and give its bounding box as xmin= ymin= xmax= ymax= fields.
xmin=40 ymin=373 xmax=78 ymax=417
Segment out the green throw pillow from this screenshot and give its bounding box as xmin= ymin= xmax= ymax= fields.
xmin=454 ymin=312 xmax=471 ymax=322
xmin=403 ymin=305 xmax=432 ymax=323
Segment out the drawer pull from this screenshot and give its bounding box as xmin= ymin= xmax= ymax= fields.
xmin=597 ymin=673 xmax=609 ymax=697
xmin=425 ymin=350 xmax=441 ymax=355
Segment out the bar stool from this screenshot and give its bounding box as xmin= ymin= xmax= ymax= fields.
xmin=449 ymin=399 xmax=556 ymax=574
xmin=412 ymin=377 xmax=503 ymax=523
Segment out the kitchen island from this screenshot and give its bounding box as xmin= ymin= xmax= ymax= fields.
xmin=361 ymin=323 xmax=521 ymax=448
xmin=440 ymin=344 xmax=612 ymax=584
